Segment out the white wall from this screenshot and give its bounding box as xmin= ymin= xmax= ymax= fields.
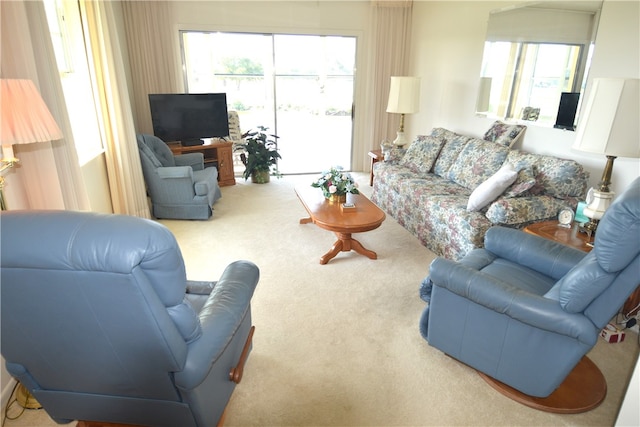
xmin=408 ymin=0 xmax=639 ymax=196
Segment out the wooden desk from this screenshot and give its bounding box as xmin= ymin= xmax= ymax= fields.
xmin=168 ymin=140 xmax=236 ymax=186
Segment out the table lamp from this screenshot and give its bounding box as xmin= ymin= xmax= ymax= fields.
xmin=386 ymin=76 xmax=420 ymax=148
xmin=572 ymin=78 xmax=639 ymax=234
xmin=1 ymin=79 xmax=63 ymax=210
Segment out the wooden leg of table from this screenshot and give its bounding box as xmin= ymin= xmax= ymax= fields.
xmin=320 ymin=239 xmax=344 ymax=264
xmin=320 ymin=233 xmax=378 ymax=264
xmin=350 ymin=238 xmax=377 ymax=260
xmin=369 ymin=158 xmax=375 ymax=186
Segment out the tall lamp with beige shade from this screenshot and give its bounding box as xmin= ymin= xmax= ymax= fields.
xmin=386 ymin=76 xmax=420 ymax=148
xmin=572 ymin=78 xmax=640 ymax=234
xmin=1 ymin=79 xmax=63 ymax=210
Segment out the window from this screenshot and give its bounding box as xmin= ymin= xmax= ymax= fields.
xmin=181 ymin=31 xmax=357 ymax=174
xmin=44 ymin=0 xmax=104 ymax=165
xmin=480 ymin=41 xmax=586 ymax=124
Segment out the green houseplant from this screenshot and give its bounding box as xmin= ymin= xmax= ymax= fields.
xmin=240 ymin=126 xmax=281 ymax=183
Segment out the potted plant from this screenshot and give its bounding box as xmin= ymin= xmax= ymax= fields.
xmin=239 ymin=126 xmax=281 ymax=183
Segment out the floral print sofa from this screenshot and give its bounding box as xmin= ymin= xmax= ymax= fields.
xmin=372 ymin=127 xmax=589 ymax=260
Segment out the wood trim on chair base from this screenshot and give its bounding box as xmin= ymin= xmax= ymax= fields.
xmin=76 ymin=423 xmax=142 ymax=427
xmin=478 ymin=356 xmax=607 ymax=414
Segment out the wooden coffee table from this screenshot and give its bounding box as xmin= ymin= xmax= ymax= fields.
xmin=295 ymin=186 xmax=386 ymax=264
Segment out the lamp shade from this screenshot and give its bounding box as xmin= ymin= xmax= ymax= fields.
xmin=386 ymin=76 xmax=421 ymax=114
xmin=1 ymin=79 xmax=63 ymax=146
xmin=572 ymin=78 xmax=640 ymax=159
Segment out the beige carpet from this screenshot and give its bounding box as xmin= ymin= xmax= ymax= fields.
xmin=4 ymin=173 xmax=639 ymax=427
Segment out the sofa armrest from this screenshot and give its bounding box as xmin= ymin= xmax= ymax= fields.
xmin=485 ymin=195 xmax=566 ymax=225
xmin=484 ymin=227 xmax=586 ymax=280
xmin=157 ymin=166 xmax=194 ymax=180
xmin=174 ymin=261 xmax=259 ymax=390
xmin=175 ymin=153 xmax=204 ymax=171
xmin=429 ymin=257 xmax=596 ymax=345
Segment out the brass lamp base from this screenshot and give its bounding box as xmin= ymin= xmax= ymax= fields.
xmin=16 ymin=383 xmax=42 ymax=409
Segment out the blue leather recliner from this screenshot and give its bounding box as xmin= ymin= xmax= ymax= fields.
xmin=420 ymin=177 xmax=640 ymax=398
xmin=137 ymin=134 xmax=222 ymax=220
xmin=1 ymin=210 xmax=259 ymax=426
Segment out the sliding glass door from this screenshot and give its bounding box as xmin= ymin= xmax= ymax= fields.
xmin=181 ymin=31 xmax=356 ymax=174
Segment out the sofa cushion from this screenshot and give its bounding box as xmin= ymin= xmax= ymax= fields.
xmin=467 ymin=163 xmax=518 ymax=211
xmin=431 ymin=129 xmax=472 ymax=177
xmin=483 ymin=120 xmax=526 ymax=147
xmin=485 ymin=195 xmax=566 ymax=225
xmin=503 ymin=166 xmax=537 ymax=198
xmin=506 ymin=150 xmax=588 ymax=199
xmin=448 ymin=138 xmax=509 ymax=190
xmin=400 ymin=135 xmax=446 ymax=176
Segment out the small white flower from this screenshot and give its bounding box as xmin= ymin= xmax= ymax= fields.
xmin=329 ymin=185 xmax=337 ymax=194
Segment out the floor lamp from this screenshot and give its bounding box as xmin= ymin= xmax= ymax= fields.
xmin=386 ymin=76 xmax=420 ymax=148
xmin=1 ymin=79 xmax=63 ymax=210
xmin=1 ymin=79 xmax=62 ymax=408
xmin=572 ymin=78 xmax=640 ymax=235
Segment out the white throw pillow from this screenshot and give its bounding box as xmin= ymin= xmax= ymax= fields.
xmin=467 ymin=163 xmax=518 ymax=211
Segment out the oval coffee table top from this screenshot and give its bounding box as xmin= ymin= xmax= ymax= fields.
xmin=294 ymin=186 xmax=386 ymax=233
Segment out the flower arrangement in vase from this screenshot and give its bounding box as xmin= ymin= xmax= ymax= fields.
xmin=311 ymin=166 xmax=359 ymax=203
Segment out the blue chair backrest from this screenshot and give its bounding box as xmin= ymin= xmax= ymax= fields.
xmin=550 ymin=177 xmax=640 ymax=327
xmin=1 ymin=210 xmax=201 ymax=400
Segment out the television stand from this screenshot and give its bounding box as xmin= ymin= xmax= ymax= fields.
xmin=168 ymin=140 xmax=236 ymax=186
xmin=182 ymin=138 xmax=205 ymax=147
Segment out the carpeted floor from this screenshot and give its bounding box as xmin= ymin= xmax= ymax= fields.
xmin=4 ymin=173 xmax=639 ymax=426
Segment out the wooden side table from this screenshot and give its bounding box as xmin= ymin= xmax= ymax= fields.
xmin=524 ymin=220 xmax=593 ymax=252
xmin=367 ymin=149 xmax=383 ymax=186
xmin=524 ymin=220 xmax=640 ymax=317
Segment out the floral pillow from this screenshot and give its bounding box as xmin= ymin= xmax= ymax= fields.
xmin=400 ymin=135 xmax=446 ymax=175
xmin=483 ymin=120 xmax=526 ymax=147
xmin=503 ymin=166 xmax=537 ymax=198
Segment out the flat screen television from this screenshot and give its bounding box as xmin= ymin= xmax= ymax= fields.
xmin=554 ymin=92 xmax=580 ymax=131
xmin=149 ymin=93 xmax=230 ymax=146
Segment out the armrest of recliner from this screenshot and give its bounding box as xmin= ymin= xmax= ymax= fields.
xmin=175 ymin=153 xmax=204 ymax=171
xmin=429 ymin=257 xmax=597 ymax=345
xmin=157 ymin=166 xmax=194 ymax=180
xmin=484 ymin=226 xmax=586 ymax=280
xmin=174 ymin=260 xmax=260 ymax=390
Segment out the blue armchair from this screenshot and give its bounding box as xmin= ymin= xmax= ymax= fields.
xmin=420 ymin=177 xmax=640 ymax=399
xmin=137 ymin=134 xmax=222 ymax=220
xmin=1 ymin=210 xmax=259 ymax=427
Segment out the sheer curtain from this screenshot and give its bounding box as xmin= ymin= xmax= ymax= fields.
xmin=79 ymin=0 xmax=150 ymax=218
xmin=121 ymin=1 xmax=182 ymax=135
xmin=361 ymin=0 xmax=413 ymax=162
xmin=0 ymin=0 xmax=90 ymax=211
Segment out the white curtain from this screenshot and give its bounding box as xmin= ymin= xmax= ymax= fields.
xmin=79 ymin=0 xmax=150 ymax=218
xmin=361 ymin=0 xmax=413 ymax=161
xmin=121 ymin=1 xmax=182 ymax=135
xmin=0 ymin=0 xmax=90 ymax=211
